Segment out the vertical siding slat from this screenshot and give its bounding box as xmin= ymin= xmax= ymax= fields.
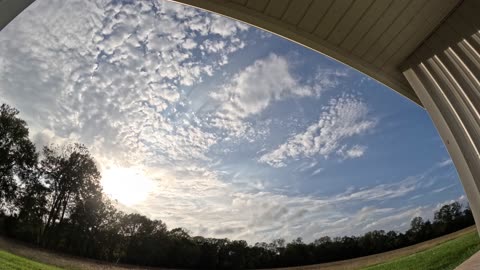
xmin=351 ymin=0 xmax=411 ymax=57
xmin=264 ymin=0 xmax=290 ymax=19
xmin=246 ymin=0 xmax=270 ymax=12
xmin=384 ymin=0 xmax=459 ymax=69
xmin=313 ymin=0 xmax=355 ymax=39
xmin=363 ymin=0 xmax=428 ymax=63
xmin=229 ymin=0 xmax=248 ymax=6
xmin=327 ymin=0 xmax=375 ymax=45
xmin=340 ymin=0 xmax=393 ymax=51
xmin=281 ymin=0 xmax=312 ymax=26
xmin=297 ymin=0 xmax=334 ymax=33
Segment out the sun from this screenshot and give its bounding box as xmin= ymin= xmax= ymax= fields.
xmin=101 ymin=166 xmax=154 ymax=206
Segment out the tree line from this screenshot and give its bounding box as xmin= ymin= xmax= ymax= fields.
xmin=0 ymin=103 xmax=475 ymax=269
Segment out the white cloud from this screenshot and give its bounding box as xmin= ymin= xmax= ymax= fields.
xmin=311 ymin=167 xmax=324 ymax=176
xmin=312 ymin=69 xmax=349 ymax=95
xmin=337 ymin=144 xmax=367 ymax=159
xmin=361 ymin=206 xmax=426 ymax=232
xmin=209 ymin=54 xmax=348 ymax=138
xmin=333 ymin=178 xmax=417 ymax=202
xmin=209 ymin=14 xmax=249 ymax=37
xmin=296 ymin=161 xmax=318 ymax=172
xmin=434 ymin=195 xmax=468 ymax=211
xmin=432 ymin=183 xmax=456 ymax=193
xmin=437 ymin=159 xmax=453 ymax=167
xmin=259 ymin=95 xmax=376 ymax=167
xmin=209 ymin=54 xmax=308 ymax=137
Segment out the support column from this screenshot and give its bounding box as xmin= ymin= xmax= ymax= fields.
xmin=402 ymin=0 xmax=480 ymax=233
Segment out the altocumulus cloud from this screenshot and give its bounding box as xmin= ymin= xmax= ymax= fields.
xmin=0 ymin=0 xmax=248 ymax=166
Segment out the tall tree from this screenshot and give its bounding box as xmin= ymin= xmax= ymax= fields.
xmin=0 ymin=104 xmax=38 ymax=210
xmin=66 ymin=183 xmax=107 ymax=257
xmin=118 ymin=213 xmax=168 ymax=265
xmin=14 ymin=171 xmax=48 ymax=244
xmin=434 ymin=202 xmax=462 ymax=224
xmin=40 ymin=143 xmax=101 ymax=244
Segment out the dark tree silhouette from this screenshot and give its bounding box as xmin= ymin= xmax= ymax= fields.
xmin=40 ymin=143 xmax=101 ymax=246
xmin=0 ymin=104 xmax=38 ymax=210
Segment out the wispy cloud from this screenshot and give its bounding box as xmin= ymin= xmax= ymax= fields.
xmin=437 ymin=159 xmax=453 ymax=168
xmin=432 ymin=184 xmax=456 ymax=193
xmin=337 ymin=144 xmax=367 ymax=159
xmin=259 ymin=94 xmax=376 ymax=167
xmin=311 ymin=167 xmax=324 ymax=176
xmin=333 ymin=179 xmax=416 ymax=202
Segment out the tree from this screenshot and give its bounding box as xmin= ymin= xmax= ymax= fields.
xmin=409 ymin=217 xmax=425 ymax=235
xmin=406 ymin=216 xmax=431 ymax=243
xmin=118 ymin=213 xmax=168 ymax=265
xmin=14 ymin=172 xmax=48 ymax=244
xmin=66 ymin=186 xmax=109 ymax=257
xmin=434 ymin=202 xmax=463 ymax=233
xmin=90 ymin=204 xmax=125 ymax=262
xmin=219 ymin=240 xmax=248 ymax=269
xmin=435 ymin=202 xmax=462 ymax=223
xmin=461 ymin=206 xmax=475 ymax=227
xmin=40 ymin=143 xmax=101 ymax=245
xmin=0 ymin=104 xmax=38 ymax=210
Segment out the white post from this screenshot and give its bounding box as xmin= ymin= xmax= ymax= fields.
xmin=403 ymin=0 xmax=480 ymax=233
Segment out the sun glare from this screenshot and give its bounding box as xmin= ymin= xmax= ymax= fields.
xmin=101 ymin=167 xmax=154 ymax=206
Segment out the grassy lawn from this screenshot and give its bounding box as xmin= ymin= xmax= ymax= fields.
xmin=0 ymin=250 xmax=62 ymax=270
xmin=364 ymin=231 xmax=480 ymax=270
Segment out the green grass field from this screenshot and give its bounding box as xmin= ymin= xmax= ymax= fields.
xmin=0 ymin=250 xmax=61 ymax=270
xmin=364 ymin=231 xmax=480 ymax=270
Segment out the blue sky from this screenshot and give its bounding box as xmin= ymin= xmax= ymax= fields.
xmin=0 ymin=0 xmax=467 ymax=243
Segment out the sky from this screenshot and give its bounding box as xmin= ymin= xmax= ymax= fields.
xmin=0 ymin=0 xmax=468 ymax=244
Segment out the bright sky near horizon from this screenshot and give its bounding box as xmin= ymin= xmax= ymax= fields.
xmin=0 ymin=0 xmax=468 ymax=244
